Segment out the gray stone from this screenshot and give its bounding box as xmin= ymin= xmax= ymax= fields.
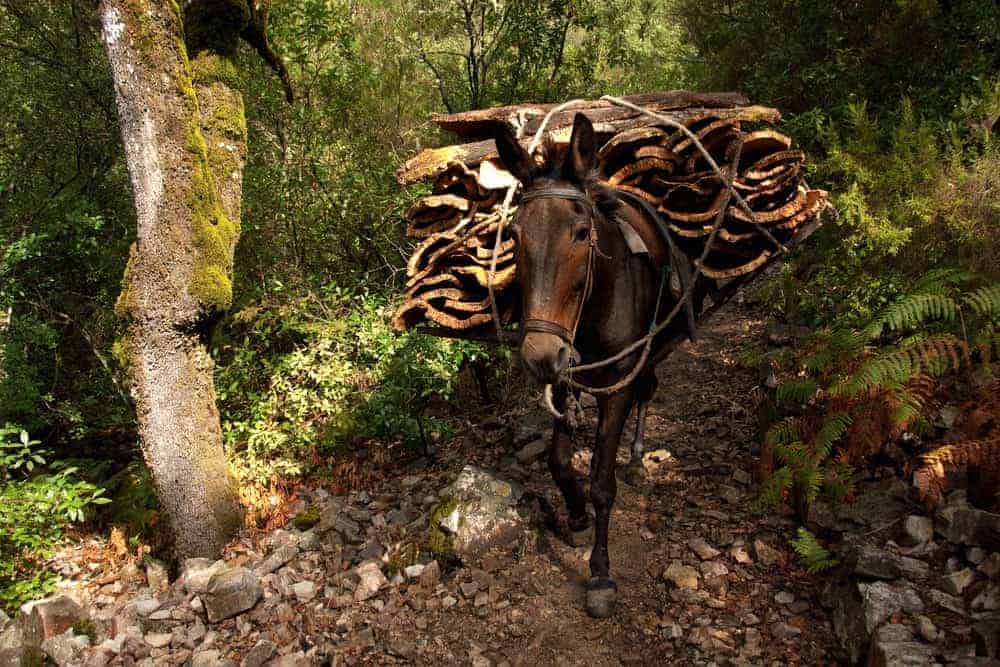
xmin=291 ymin=581 xmax=317 ymax=602
xmin=944 ymin=568 xmax=978 ymax=596
xmin=851 ymin=544 xmax=903 ymax=580
xmin=353 ymin=561 xmax=388 ymax=602
xmin=419 ymin=560 xmax=441 ymax=588
xmin=182 ymin=559 xmax=228 ymax=595
xmin=21 ymin=595 xmax=86 ymax=647
xmin=775 ymin=591 xmax=795 ymax=605
xmin=241 ymin=639 xmax=276 ymax=667
xmin=254 ymin=544 xmax=298 ymax=576
xmin=903 ymin=515 xmax=935 ymax=545
xmin=40 ymin=629 xmax=89 ymax=666
xmin=928 ymin=588 xmax=968 ymax=615
xmin=868 ymin=623 xmax=936 ymax=667
xmin=771 ymin=622 xmax=801 ymax=640
xmin=514 ymin=439 xmax=547 ymax=464
xmin=145 ymin=632 xmax=172 ymax=648
xmin=403 ymin=564 xmax=424 ymax=579
xmin=145 ymin=558 xmax=169 ymax=592
xmin=826 ymin=579 xmax=924 ymax=664
xmin=688 ymin=537 xmax=721 ymax=560
xmin=973 ymin=584 xmax=1000 ymax=612
xmin=753 ymin=539 xmax=782 ymax=566
xmin=937 ymin=506 xmax=1000 ymax=550
xmin=191 ymin=649 xmax=227 ymax=666
xmin=431 ymin=466 xmax=526 ymax=560
xmin=202 ymin=567 xmax=262 ymax=623
xmin=969 ymin=547 xmax=989 ymax=564
xmin=296 ymin=531 xmax=321 ymax=552
xmin=917 ymin=615 xmax=939 ymax=642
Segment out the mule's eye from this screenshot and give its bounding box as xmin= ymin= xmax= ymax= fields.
xmin=573 ymin=225 xmax=589 ymax=243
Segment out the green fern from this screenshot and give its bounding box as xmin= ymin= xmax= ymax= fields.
xmin=776 ymin=379 xmax=820 ymax=406
xmin=870 ymin=292 xmax=958 ymax=337
xmin=964 ymin=284 xmax=1000 ymax=319
xmin=814 ymin=412 xmax=852 ymax=460
xmin=791 ymin=528 xmax=839 ymax=573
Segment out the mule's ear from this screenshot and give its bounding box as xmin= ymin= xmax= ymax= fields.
xmin=566 ymin=113 xmax=597 ymax=182
xmin=494 ymin=125 xmax=534 ymax=185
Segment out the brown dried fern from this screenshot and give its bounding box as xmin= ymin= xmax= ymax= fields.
xmin=914 ymin=436 xmax=1000 ymax=510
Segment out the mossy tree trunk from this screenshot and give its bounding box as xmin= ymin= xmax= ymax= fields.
xmin=99 ymin=0 xmax=255 ymax=559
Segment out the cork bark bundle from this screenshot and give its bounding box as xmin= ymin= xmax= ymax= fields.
xmin=394 ymin=91 xmax=827 ymax=334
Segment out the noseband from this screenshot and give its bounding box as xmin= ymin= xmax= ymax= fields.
xmin=517 ymin=187 xmax=603 ymax=358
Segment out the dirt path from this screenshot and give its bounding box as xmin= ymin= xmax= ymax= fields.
xmin=350 ymin=301 xmax=837 ymax=665
xmin=55 ymin=300 xmax=840 ymax=666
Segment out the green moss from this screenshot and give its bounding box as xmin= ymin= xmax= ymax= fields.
xmin=72 ymin=618 xmax=98 ymax=643
xmin=183 ymin=121 xmax=238 ymax=312
xmin=424 ymin=496 xmax=459 ymax=557
xmin=190 ymin=51 xmax=242 ymax=89
xmin=204 ymin=95 xmax=247 ymax=140
xmin=292 ymin=506 xmax=320 ymax=530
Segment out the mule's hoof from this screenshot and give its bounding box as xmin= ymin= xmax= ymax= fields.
xmin=622 ymin=461 xmax=646 ymax=487
xmin=585 ymin=577 xmax=618 ymax=618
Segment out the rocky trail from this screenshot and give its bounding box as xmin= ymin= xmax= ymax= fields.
xmin=5 ymin=300 xmax=1000 ymax=666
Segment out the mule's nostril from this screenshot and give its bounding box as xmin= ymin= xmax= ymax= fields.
xmin=556 ymin=344 xmax=570 ymax=372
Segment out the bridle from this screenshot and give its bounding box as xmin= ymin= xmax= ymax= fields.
xmin=516 ymin=186 xmax=605 ymax=362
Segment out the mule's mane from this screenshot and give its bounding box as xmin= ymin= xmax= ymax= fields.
xmin=533 ymin=137 xmax=622 ymax=222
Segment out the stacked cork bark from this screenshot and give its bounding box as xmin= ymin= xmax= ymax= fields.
xmin=393 ymin=91 xmax=827 ymax=334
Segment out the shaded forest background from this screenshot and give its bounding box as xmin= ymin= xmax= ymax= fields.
xmin=1 ymin=0 xmax=998 ymax=610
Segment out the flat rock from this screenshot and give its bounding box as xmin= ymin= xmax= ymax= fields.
xmin=688 ymin=537 xmax=721 ymax=561
xmin=944 ymin=568 xmax=978 ymax=596
xmin=419 ymin=560 xmax=441 ymax=588
xmin=254 ymin=544 xmax=299 ymax=576
xmin=663 ymin=561 xmax=700 ymax=590
xmin=514 ymin=439 xmax=547 ymax=464
xmin=431 ymin=466 xmax=526 ymax=560
xmin=903 ymin=515 xmax=934 ymax=545
xmin=937 ymin=506 xmax=1000 ymax=550
xmin=868 ymin=623 xmax=935 ymax=667
xmin=292 ymin=581 xmax=317 ymax=602
xmin=353 ymin=562 xmax=388 ymax=602
xmin=40 ymin=629 xmax=89 ymax=666
xmin=181 ymin=559 xmax=228 ymax=595
xmin=753 ymin=539 xmax=782 ymax=567
xmin=241 ymin=639 xmax=276 ymax=667
xmin=21 ymin=595 xmax=85 ymax=646
xmin=202 ymin=567 xmax=262 ymax=623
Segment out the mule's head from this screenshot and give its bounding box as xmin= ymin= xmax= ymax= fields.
xmin=494 ymin=113 xmax=617 ymax=384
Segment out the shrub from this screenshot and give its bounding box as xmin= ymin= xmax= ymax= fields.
xmin=216 ymin=288 xmax=493 ymax=484
xmin=0 ymin=425 xmax=109 ymax=613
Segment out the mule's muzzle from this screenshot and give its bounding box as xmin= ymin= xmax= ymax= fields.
xmin=520 ymin=332 xmax=572 ymax=384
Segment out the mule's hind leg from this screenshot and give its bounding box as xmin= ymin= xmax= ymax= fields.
xmin=547 ymin=386 xmax=590 ymax=545
xmin=623 ymin=371 xmax=657 ymax=486
xmin=586 ymin=387 xmax=635 ymax=618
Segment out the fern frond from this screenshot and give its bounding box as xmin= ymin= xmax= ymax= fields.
xmin=964 ymin=284 xmax=1000 ymax=320
xmin=914 ymin=437 xmax=1000 ymax=510
xmin=766 ymin=417 xmax=803 ymax=447
xmin=791 ymin=527 xmax=839 ymax=573
xmin=777 ymin=379 xmax=820 ymax=406
xmin=872 ymin=292 xmax=958 ymax=336
xmin=814 ymin=412 xmax=852 ymax=460
xmin=758 ymin=467 xmax=792 ymax=509
xmin=912 ymin=267 xmax=975 ymax=293
xmin=833 ymin=335 xmax=969 ymax=396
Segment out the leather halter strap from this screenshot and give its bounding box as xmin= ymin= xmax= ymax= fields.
xmin=516 ymin=186 xmax=599 ymax=355
xmin=519 ymin=187 xmax=591 ymax=204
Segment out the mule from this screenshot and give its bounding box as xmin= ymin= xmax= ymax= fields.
xmin=495 ymin=113 xmax=702 ymax=618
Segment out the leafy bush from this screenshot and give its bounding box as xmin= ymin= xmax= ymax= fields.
xmin=0 ymin=425 xmax=109 ymax=612
xmin=217 ymin=288 xmax=492 ymax=483
xmin=791 ymin=528 xmax=838 ymax=574
xmin=764 ymin=94 xmax=1000 ymax=329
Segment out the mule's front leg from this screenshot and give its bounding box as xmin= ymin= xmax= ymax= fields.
xmin=547 ymin=386 xmax=590 ymax=545
xmin=586 ymin=387 xmax=635 ymax=618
